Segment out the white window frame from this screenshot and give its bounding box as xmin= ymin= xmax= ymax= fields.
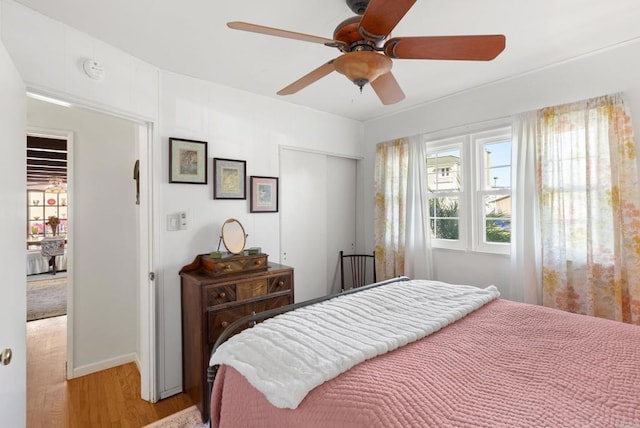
xmin=425 ymin=125 xmax=512 ymax=254
xmin=425 ymin=136 xmax=468 ymax=251
xmin=472 ymin=127 xmax=512 ymax=255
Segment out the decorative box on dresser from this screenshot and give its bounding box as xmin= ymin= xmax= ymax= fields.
xmin=180 ymin=253 xmax=294 ymax=421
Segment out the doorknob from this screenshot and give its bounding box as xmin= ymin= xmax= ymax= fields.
xmin=1 ymin=348 xmax=12 ymax=366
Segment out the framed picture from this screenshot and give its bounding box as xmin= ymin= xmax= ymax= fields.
xmin=250 ymin=176 xmax=278 ymax=213
xmin=214 ymin=158 xmax=246 ymax=199
xmin=169 ymin=138 xmax=208 ymax=184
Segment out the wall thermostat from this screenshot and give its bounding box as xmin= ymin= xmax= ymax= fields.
xmin=82 ymin=59 xmax=105 ymax=81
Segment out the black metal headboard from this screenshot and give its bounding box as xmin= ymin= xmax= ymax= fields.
xmin=206 ymin=276 xmax=411 ymax=390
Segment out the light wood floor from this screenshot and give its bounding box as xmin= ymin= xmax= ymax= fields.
xmin=27 ymin=315 xmax=194 ymax=427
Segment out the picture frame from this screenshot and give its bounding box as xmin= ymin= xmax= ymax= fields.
xmin=169 ymin=138 xmax=208 ymax=184
xmin=250 ymin=176 xmax=279 ymax=213
xmin=214 ymin=158 xmax=247 ymax=199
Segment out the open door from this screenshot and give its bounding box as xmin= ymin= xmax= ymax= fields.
xmin=137 ymin=123 xmax=157 ymax=402
xmin=0 ymin=39 xmax=27 ymax=425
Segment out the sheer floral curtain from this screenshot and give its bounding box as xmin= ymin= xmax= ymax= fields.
xmin=374 ymin=137 xmax=433 ymax=281
xmin=536 ymin=94 xmax=640 ymax=325
xmin=374 ymin=138 xmax=408 ymax=279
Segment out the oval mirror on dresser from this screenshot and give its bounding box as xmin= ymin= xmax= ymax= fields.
xmin=221 ymin=218 xmax=246 ymax=254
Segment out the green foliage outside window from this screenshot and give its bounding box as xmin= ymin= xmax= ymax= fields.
xmin=485 ymin=210 xmax=511 ymax=243
xmin=429 ymin=198 xmax=459 ymax=239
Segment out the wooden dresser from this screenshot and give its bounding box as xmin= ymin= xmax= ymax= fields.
xmin=179 ymin=253 xmax=294 ymax=421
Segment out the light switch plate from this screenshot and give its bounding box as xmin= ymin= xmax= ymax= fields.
xmin=167 ymin=213 xmax=180 ymax=231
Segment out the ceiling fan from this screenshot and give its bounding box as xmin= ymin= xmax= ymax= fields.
xmin=227 ymin=0 xmax=506 ymax=105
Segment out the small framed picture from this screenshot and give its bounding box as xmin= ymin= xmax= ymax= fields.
xmin=169 ymin=138 xmax=208 ymax=184
xmin=250 ymin=176 xmax=278 ymax=213
xmin=214 ymin=158 xmax=246 ymax=199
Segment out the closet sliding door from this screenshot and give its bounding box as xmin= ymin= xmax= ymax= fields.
xmin=280 ymin=149 xmax=357 ymax=302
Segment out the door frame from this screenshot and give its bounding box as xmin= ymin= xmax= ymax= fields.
xmin=24 ymin=89 xmax=158 ymax=401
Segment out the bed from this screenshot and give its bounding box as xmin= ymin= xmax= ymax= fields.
xmin=26 ymin=248 xmax=67 ymax=275
xmin=207 ymin=276 xmax=640 ymax=427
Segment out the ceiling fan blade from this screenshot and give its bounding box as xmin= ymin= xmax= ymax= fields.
xmin=359 ymin=0 xmax=416 ymax=41
xmin=277 ymin=61 xmax=336 ymax=96
xmin=384 ymin=35 xmax=506 ymax=60
xmin=227 ymin=21 xmax=342 ymax=46
xmin=370 ymin=72 xmax=405 ymax=105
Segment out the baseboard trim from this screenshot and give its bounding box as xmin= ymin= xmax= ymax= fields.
xmin=72 ymin=352 xmax=138 ymax=378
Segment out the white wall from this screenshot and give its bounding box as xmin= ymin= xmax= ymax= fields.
xmin=363 ymin=39 xmax=640 ymax=300
xmin=157 ymin=71 xmax=363 ymax=396
xmin=0 ymin=1 xmax=158 ymax=121
xmin=0 ymin=0 xmax=364 ymax=399
xmin=27 ymin=98 xmax=138 ymax=374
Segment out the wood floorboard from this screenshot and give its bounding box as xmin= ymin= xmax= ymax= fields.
xmin=27 ymin=315 xmax=194 ymax=427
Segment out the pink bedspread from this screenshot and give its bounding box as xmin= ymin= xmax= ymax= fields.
xmin=210 ymin=299 xmax=640 ymax=427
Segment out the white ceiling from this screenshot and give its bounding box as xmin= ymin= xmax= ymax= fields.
xmin=12 ymin=0 xmax=640 ymax=122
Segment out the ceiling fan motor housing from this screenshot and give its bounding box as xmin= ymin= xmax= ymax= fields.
xmin=346 ymin=0 xmax=369 ymax=15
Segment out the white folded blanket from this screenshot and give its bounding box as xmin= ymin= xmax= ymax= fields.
xmin=210 ymin=279 xmax=500 ymax=409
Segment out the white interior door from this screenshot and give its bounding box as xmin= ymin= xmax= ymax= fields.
xmin=326 ymin=156 xmax=357 ymax=294
xmin=136 ymin=123 xmax=156 ymax=401
xmin=280 ymin=149 xmax=328 ymax=302
xmin=280 ymin=148 xmax=357 ymax=302
xmin=0 ymin=39 xmax=27 ymax=426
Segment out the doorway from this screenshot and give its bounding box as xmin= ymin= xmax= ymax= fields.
xmin=25 ymin=94 xmax=156 ymax=401
xmin=26 ymin=134 xmax=69 ymax=320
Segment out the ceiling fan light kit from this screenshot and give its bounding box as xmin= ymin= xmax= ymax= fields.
xmin=333 ymin=51 xmax=392 ymax=91
xmin=227 ymin=0 xmax=506 ymax=105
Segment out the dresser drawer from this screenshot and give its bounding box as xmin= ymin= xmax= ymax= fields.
xmin=268 ymin=273 xmax=292 ymax=294
xmin=207 ymin=295 xmax=292 ymax=344
xmin=204 ymin=284 xmax=236 ymax=307
xmin=200 ymin=254 xmax=268 ymax=277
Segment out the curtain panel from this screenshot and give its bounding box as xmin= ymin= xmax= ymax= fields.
xmin=510 ymin=111 xmax=542 ymax=305
xmin=536 ymin=93 xmax=640 ymax=325
xmin=374 ymin=139 xmax=408 ymax=279
xmin=374 ymin=137 xmax=433 ymax=281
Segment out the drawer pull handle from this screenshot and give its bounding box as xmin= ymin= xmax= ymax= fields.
xmin=278 ymin=281 xmax=285 ymax=287
xmin=218 ymin=292 xmax=226 ymax=299
xmin=223 ymin=264 xmax=232 ymax=271
xmin=254 ymin=260 xmax=262 ymax=266
xmin=221 ymin=321 xmax=228 ymax=328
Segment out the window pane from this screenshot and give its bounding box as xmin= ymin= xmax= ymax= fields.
xmin=427 ymin=149 xmax=461 ymax=192
xmin=487 ymin=166 xmax=511 ymax=188
xmin=482 ymin=141 xmax=511 ymax=189
xmin=435 ymin=219 xmax=459 ymax=239
xmin=429 ymin=197 xmax=459 ymax=239
xmin=484 ymin=195 xmax=511 ymax=243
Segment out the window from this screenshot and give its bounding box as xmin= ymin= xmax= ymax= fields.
xmin=473 ymin=129 xmax=512 ymax=253
xmin=426 ymin=127 xmax=511 ymax=253
xmin=426 ymin=138 xmax=466 ymax=249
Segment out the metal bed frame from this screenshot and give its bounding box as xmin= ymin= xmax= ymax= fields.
xmin=206 ymin=275 xmax=410 ymax=397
